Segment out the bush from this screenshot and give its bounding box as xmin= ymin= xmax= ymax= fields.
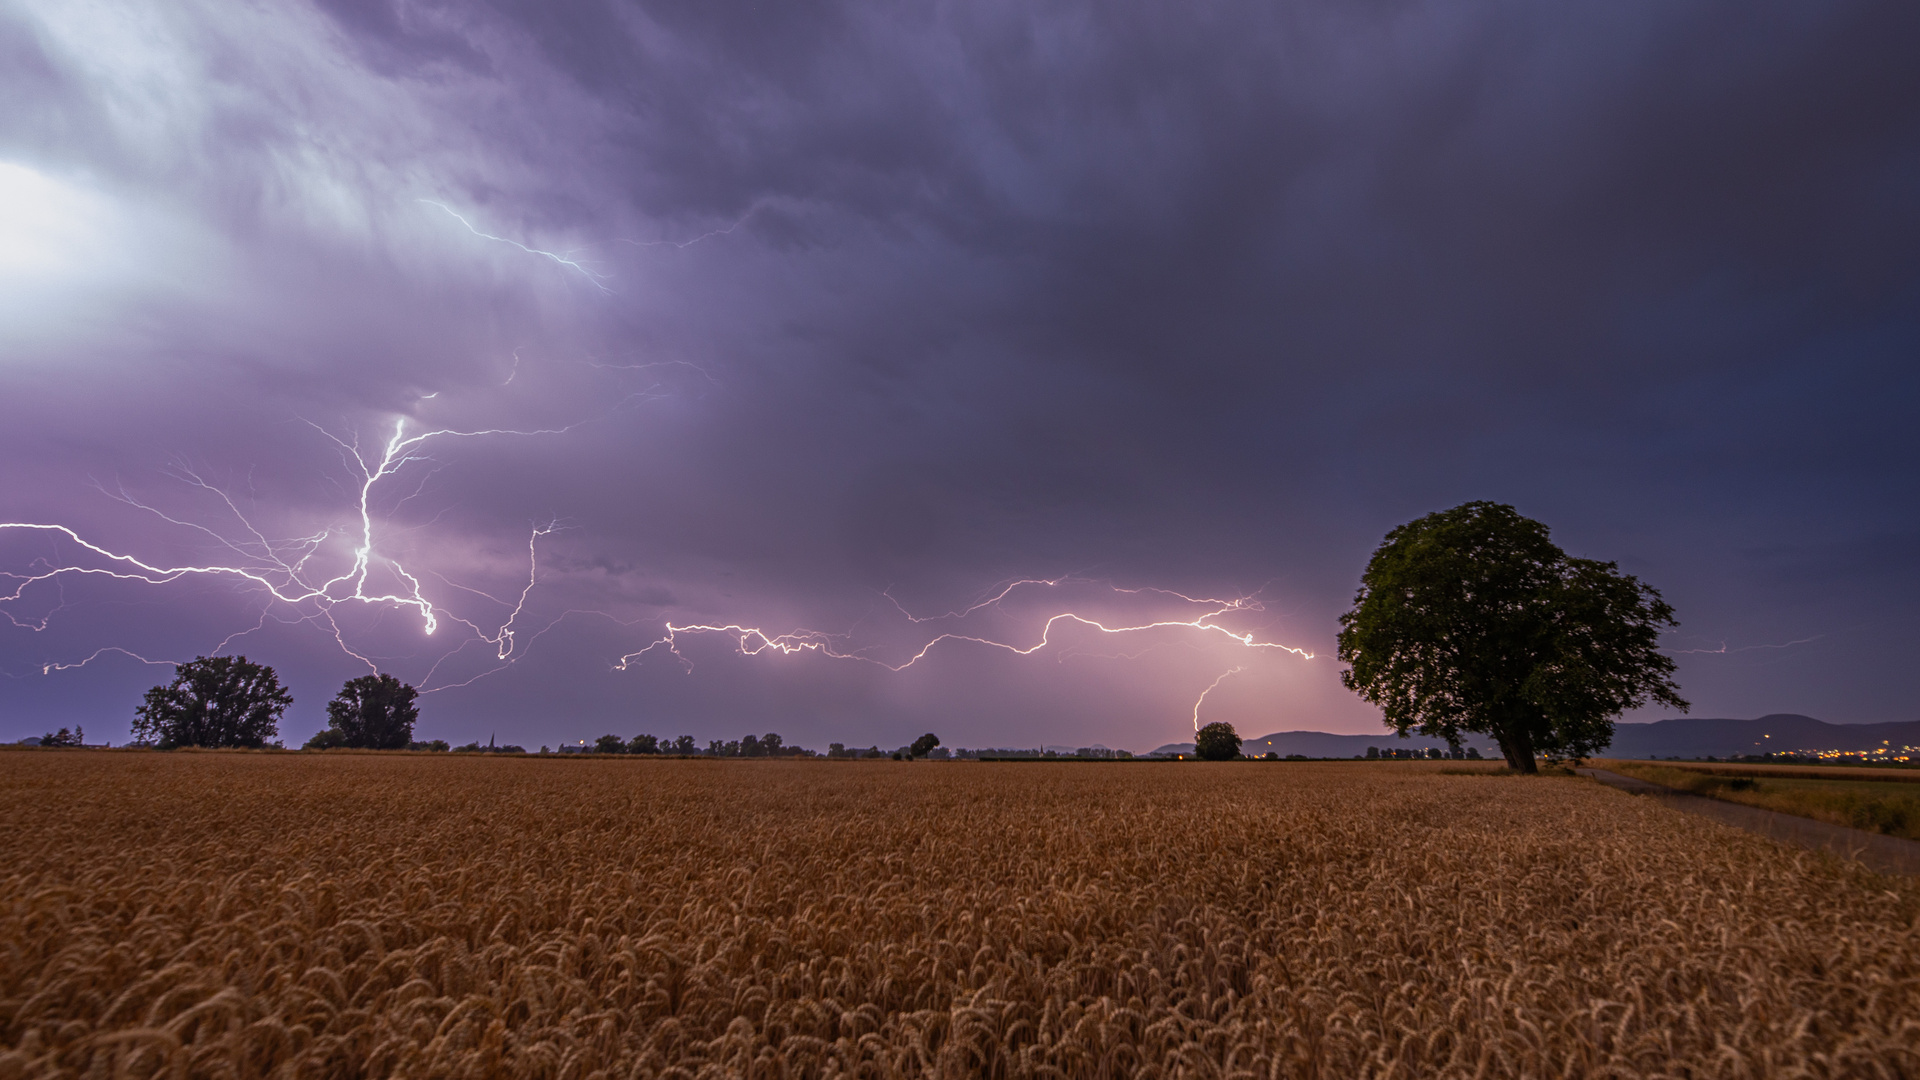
xmin=303 ymin=728 xmax=350 ymax=750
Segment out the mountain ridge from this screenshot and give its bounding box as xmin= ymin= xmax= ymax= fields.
xmin=1148 ymin=715 xmax=1920 ymax=759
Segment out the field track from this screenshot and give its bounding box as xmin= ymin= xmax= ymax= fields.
xmin=4 ymin=753 xmax=1918 ymax=1078
xmin=1596 ymin=759 xmax=1920 ymax=784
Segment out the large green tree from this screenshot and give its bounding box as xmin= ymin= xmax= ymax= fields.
xmin=133 ymin=655 xmax=293 ymax=749
xmin=321 ymin=673 xmax=420 ymax=750
xmin=1336 ymin=502 xmax=1687 ymax=773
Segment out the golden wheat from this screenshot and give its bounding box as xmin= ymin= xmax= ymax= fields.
xmin=2 ymin=753 xmax=1917 ymax=1079
xmin=1602 ymin=760 xmax=1920 ymax=841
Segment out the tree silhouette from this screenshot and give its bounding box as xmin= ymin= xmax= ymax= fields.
xmin=1195 ymin=722 xmax=1241 ymax=761
xmin=1338 ymin=502 xmax=1688 ymax=772
xmin=134 ymin=656 xmax=292 ymax=749
xmin=317 ymin=673 xmax=420 ymax=750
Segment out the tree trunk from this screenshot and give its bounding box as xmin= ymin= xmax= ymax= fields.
xmin=1494 ymin=726 xmax=1538 ymax=774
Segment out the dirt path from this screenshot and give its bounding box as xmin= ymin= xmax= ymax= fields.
xmin=1578 ymin=767 xmax=1920 ymax=876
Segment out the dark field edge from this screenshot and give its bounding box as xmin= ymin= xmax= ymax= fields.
xmin=1594 ymin=758 xmax=1920 ymax=784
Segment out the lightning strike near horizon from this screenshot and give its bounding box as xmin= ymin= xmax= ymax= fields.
xmin=1 ymin=417 xmax=573 ymax=688
xmin=422 ymin=200 xmax=612 ymax=293
xmin=1191 ymin=667 xmax=1245 ymax=732
xmin=615 ymin=578 xmax=1313 ymax=727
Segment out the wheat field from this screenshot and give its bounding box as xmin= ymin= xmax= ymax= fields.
xmin=3 ymin=753 xmax=1917 ymax=1079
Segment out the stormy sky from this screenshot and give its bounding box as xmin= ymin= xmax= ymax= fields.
xmin=2 ymin=0 xmax=1915 ymax=752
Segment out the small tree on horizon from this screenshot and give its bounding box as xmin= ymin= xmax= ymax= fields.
xmin=1195 ymin=722 xmax=1241 ymax=761
xmin=134 ymin=655 xmax=292 ymax=749
xmin=909 ymin=733 xmax=940 ymax=759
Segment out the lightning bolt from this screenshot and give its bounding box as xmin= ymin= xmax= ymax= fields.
xmin=615 ymin=578 xmax=1312 ymax=728
xmin=421 ymin=200 xmax=612 ymax=293
xmin=1671 ymin=634 xmax=1826 ymax=655
xmin=10 ymin=392 xmax=1307 ymax=732
xmin=1191 ymin=666 xmax=1245 ymax=732
xmin=2 ymin=417 xmax=573 ymax=689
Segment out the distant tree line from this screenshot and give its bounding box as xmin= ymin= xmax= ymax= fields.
xmin=454 ymin=739 xmax=522 ymax=754
xmin=1366 ymin=746 xmax=1483 ymax=760
xmin=572 ymin=732 xmax=948 ymax=760
xmin=576 ymin=733 xmax=734 ymax=755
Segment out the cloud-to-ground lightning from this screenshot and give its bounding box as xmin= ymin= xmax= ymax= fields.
xmin=421 ymin=200 xmax=612 ymax=293
xmin=1191 ymin=666 xmax=1245 ymax=732
xmin=616 ymin=578 xmax=1313 ymax=728
xmin=1 ymin=417 xmax=573 ymax=689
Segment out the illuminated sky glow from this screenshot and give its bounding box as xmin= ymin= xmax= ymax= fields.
xmin=0 ymin=0 xmax=1915 ymax=750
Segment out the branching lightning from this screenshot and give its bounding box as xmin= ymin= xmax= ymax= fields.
xmin=9 ymin=372 xmax=1306 ymax=732
xmin=615 ymin=578 xmax=1313 ymax=728
xmin=2 ymin=417 xmax=573 ymax=689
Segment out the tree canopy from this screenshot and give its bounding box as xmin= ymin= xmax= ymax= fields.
xmin=1336 ymin=502 xmax=1688 ymax=772
xmin=134 ymin=655 xmax=292 ymax=749
xmin=317 ymin=673 xmax=420 ymax=750
xmin=909 ymin=733 xmax=941 ymax=759
xmin=1195 ymin=721 xmax=1241 ymax=761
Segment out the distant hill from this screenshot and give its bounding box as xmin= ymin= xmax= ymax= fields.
xmin=1150 ymin=730 xmax=1498 ymax=758
xmin=1148 ymin=714 xmax=1920 ymax=760
xmin=1605 ymin=714 xmax=1920 ymax=759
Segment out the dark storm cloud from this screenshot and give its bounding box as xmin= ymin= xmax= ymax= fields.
xmin=2 ymin=0 xmax=1915 ymax=749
